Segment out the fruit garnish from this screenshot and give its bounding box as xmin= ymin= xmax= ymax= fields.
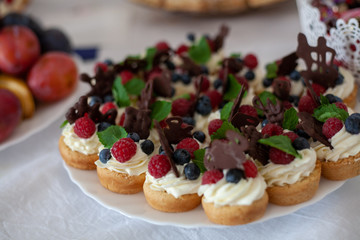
xmin=258 ymin=135 xmax=301 ymax=158
xmin=176 ymin=138 xmax=199 ymax=159
xmin=201 ymin=169 xmax=224 ymax=185
xmin=282 ymin=107 xmax=298 ymax=131
xmin=269 ymin=147 xmax=295 ymax=164
xmin=97 ymin=125 xmax=127 ymax=149
xmin=322 ymin=118 xmax=343 ymax=139
xmin=148 ymin=154 xmax=171 ymax=178
xmin=111 ymin=138 xmax=137 ymax=163
xmin=74 ymin=116 xmax=96 ymax=139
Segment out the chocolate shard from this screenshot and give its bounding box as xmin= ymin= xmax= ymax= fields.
xmin=204 ymin=130 xmax=248 ymax=171
xmin=253 ymin=96 xmax=284 ymax=126
xmin=181 ymin=56 xmax=202 ymax=77
xmin=154 ymin=120 xmax=179 ymax=177
xmin=229 ymin=86 xmax=245 ymax=121
xmin=188 ymin=75 xmax=204 ymax=117
xmin=221 ymin=59 xmax=230 ymax=97
xmin=153 ymin=49 xmax=171 ymax=67
xmin=276 ymin=51 xmax=298 ymax=77
xmin=221 ymin=57 xmax=243 ymax=74
xmin=138 ymin=79 xmax=154 ymax=110
xmin=213 ymin=25 xmax=230 ymax=52
xmin=123 ymin=106 xmax=152 ymax=139
xmin=163 ymin=117 xmax=193 ymax=145
xmin=302 ymin=75 xmax=321 ymax=107
xmin=81 ymin=67 xmax=117 ymax=98
xmin=153 ymin=71 xmax=173 ymax=98
xmin=273 ymin=77 xmax=291 ymax=101
xmin=297 ymin=112 xmax=333 ymax=149
xmin=231 ymin=113 xmax=260 ymax=129
xmin=296 ymin=33 xmax=338 ymax=89
xmin=241 ymin=126 xmax=269 ymax=165
xmin=113 ymin=57 xmax=147 ymax=73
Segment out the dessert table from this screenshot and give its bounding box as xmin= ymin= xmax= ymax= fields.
xmin=1 ymin=0 xmax=360 ymax=239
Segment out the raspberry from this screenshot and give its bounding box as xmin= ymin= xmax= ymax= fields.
xmin=171 ymin=98 xmax=192 ymax=117
xmin=322 ymin=117 xmax=343 ymax=139
xmin=201 ymin=169 xmax=224 ymax=185
xmin=120 ymin=70 xmax=133 ymax=85
xmin=282 ymin=132 xmax=299 ymax=142
xmin=239 ymin=105 xmax=258 ymax=118
xmin=155 ymin=41 xmax=170 ymax=51
xmin=176 ymin=44 xmax=189 ymax=55
xmin=334 ymin=102 xmax=348 ymax=112
xmin=118 ymin=112 xmax=125 ymax=126
xmin=261 ymin=123 xmax=283 ymax=136
xmin=101 ymin=102 xmax=117 ymax=114
xmin=306 ymin=83 xmax=326 ymax=96
xmin=195 ymin=76 xmax=210 ymax=92
xmin=176 ymin=138 xmax=199 ymax=158
xmin=111 ymin=138 xmax=137 ymax=163
xmin=243 ymin=160 xmax=258 ymax=178
xmin=269 ymin=148 xmax=295 ymax=164
xmin=243 ymin=54 xmax=258 ymax=69
xmin=208 ymin=119 xmax=223 ymax=136
xmin=235 ymin=76 xmax=249 ymax=90
xmin=74 ymin=116 xmax=96 ymax=139
xmin=148 ymin=154 xmax=171 ymax=178
xmin=298 ymin=95 xmax=317 ymax=114
xmin=205 ymin=90 xmax=222 ymax=108
xmin=94 ymin=62 xmax=107 ymax=73
xmin=282 ymin=101 xmax=293 ymax=110
xmin=159 ymin=119 xmax=167 ymax=128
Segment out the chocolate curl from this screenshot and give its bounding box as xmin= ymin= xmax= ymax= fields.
xmin=154 ymin=120 xmax=180 ymax=177
xmin=252 ymin=96 xmax=284 ymax=126
xmin=221 ymin=59 xmax=229 ymax=97
xmin=213 ymin=25 xmax=230 ymax=52
xmin=276 ymin=51 xmax=298 ymax=77
xmin=303 ymin=76 xmax=321 ymax=107
xmin=229 ymin=86 xmax=245 ymax=121
xmin=163 ymin=117 xmax=193 ymax=145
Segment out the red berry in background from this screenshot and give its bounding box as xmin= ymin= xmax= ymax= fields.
xmin=176 ymin=138 xmax=199 ymax=158
xmin=205 ymin=90 xmax=222 ymax=108
xmin=243 ymin=160 xmax=258 ymax=178
xmin=111 ymin=138 xmax=137 ymax=163
xmin=239 ymin=105 xmax=258 ymax=118
xmin=243 ymin=54 xmax=258 ymax=69
xmin=202 ymin=169 xmax=224 ymax=185
xmin=171 ymin=98 xmax=192 ymax=117
xmin=118 ymin=112 xmax=125 ymax=126
xmin=74 ymin=116 xmax=96 ymax=139
xmin=282 ymin=100 xmax=293 ymax=110
xmin=27 ymin=52 xmax=77 ymax=102
xmin=208 ymin=119 xmax=223 ymax=136
xmin=120 ymin=70 xmax=133 ymax=85
xmin=159 ymin=119 xmax=167 ymax=128
xmin=298 ymin=95 xmax=317 ymax=114
xmin=322 ymin=117 xmax=343 ymax=139
xmin=176 ymin=44 xmax=189 ymax=55
xmin=148 ymin=154 xmax=171 ymax=178
xmin=235 ymin=76 xmax=249 ymax=90
xmin=155 ymin=41 xmax=170 ymax=51
xmin=0 ymin=26 xmax=40 ymax=75
xmin=334 ymin=102 xmax=348 ymax=112
xmin=282 ymin=132 xmax=299 ymax=142
xmin=147 ymin=67 xmax=162 ymax=81
xmin=94 ymin=62 xmax=107 ymax=73
xmin=306 ymin=83 xmax=326 ymax=96
xmin=101 ymin=102 xmax=117 ymax=114
xmin=269 ymin=147 xmax=295 ymax=164
xmin=0 ymin=89 xmax=22 ymax=143
xmin=206 ymin=39 xmax=215 ymax=52
xmin=195 ymin=76 xmax=210 ymax=92
xmin=261 ymin=123 xmax=283 ymax=136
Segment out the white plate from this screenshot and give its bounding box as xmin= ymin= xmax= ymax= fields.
xmin=0 ymin=59 xmax=92 ymax=152
xmin=63 ymin=161 xmax=345 ymax=228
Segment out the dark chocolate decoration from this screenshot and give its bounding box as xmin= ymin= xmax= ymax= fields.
xmin=231 ymin=113 xmax=260 ymax=129
xmin=229 ymin=86 xmax=245 ymax=121
xmin=113 ymin=57 xmax=147 ymax=74
xmin=153 ymin=49 xmax=171 ymax=67
xmin=253 ymin=96 xmax=284 ymax=126
xmin=123 ymin=107 xmax=152 ymax=139
xmin=153 ymin=71 xmax=173 ymax=98
xmin=188 ymin=75 xmax=204 ymax=117
xmin=181 ymin=56 xmax=202 ymax=77
xmin=204 ymin=131 xmax=249 ymax=171
xmin=138 ymin=79 xmax=154 ymax=110
xmin=297 ymin=112 xmax=333 ymax=149
xmin=163 ymin=117 xmax=193 ymax=144
xmin=221 ymin=57 xmax=243 ymax=74
xmin=213 ymin=25 xmax=230 ymax=52
xmin=221 ymin=59 xmax=229 ymax=97
xmin=302 ymin=75 xmax=321 ymax=107
xmin=81 ymin=67 xmax=117 ymax=98
xmin=65 ymin=95 xmax=117 ymax=125
xmin=154 ymin=120 xmax=180 ymax=177
xmin=241 ymin=125 xmax=269 ymax=165
xmin=296 ymin=33 xmax=338 ymax=89
xmin=273 ymin=77 xmax=291 ymax=101
xmin=276 ymin=51 xmax=298 ymax=77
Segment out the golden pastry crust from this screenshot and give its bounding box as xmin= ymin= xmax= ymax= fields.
xmin=321 ymin=151 xmax=360 ymax=181
xmin=97 ymin=167 xmax=145 ymax=194
xmin=201 ymin=192 xmax=268 ymax=225
xmin=266 ymin=160 xmax=321 ymax=206
xmin=58 ymin=136 xmax=98 ymax=170
xmin=247 ymin=0 xmax=284 ymax=7
xmin=343 ymin=83 xmax=358 ymax=109
xmin=143 ymin=181 xmax=201 ymax=212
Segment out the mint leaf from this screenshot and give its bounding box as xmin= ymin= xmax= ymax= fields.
xmin=150 ymin=100 xmax=171 ymax=122
xmin=188 ymin=36 xmax=211 ymax=64
xmin=220 ymin=102 xmax=234 ymax=121
xmin=127 ymin=55 xmax=141 ymax=59
xmin=60 ymin=120 xmax=68 ymax=128
xmin=193 ymin=149 xmax=206 ymax=173
xmin=230 ymin=53 xmax=241 ymax=58
xmin=256 ymin=91 xmax=277 ymax=116
xmin=211 ymin=121 xmax=240 ymax=140
xmin=320 ymin=95 xmax=330 ymax=105
xmin=313 ymin=103 xmax=349 ymax=122
xmin=172 ymin=93 xmax=191 ymax=101
xmin=124 ymin=78 xmax=145 ymax=96
xmin=266 ymin=62 xmax=278 ymax=79
xmin=282 ymin=107 xmax=298 ymax=131
xmin=258 ymin=135 xmax=301 ymax=159
xmin=112 ymin=76 xmax=130 ymax=107
xmin=97 ymin=125 xmax=128 ymax=148
xmin=145 ymin=47 xmax=157 ymax=70
xmin=224 ymin=74 xmax=247 ymax=101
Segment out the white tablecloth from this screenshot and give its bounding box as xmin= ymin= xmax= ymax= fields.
xmin=1 ymin=0 xmax=360 ymax=239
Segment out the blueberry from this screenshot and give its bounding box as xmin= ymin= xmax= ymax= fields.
xmin=127 ymin=132 xmax=140 ymax=142
xmin=182 ymin=116 xmax=195 ymax=126
xmin=140 ymin=140 xmax=155 ymax=155
xmin=193 ymin=131 xmax=205 ymax=143
xmin=196 ymin=96 xmax=212 ymax=115
xmin=40 ymin=28 xmax=72 ymax=53
xmin=97 ymin=122 xmax=112 ymax=132
xmin=261 ymin=119 xmax=269 ymax=128
xmin=201 ymin=65 xmax=209 ymax=75
xmin=335 ymin=74 xmax=344 ymax=85
xmin=294 ymin=129 xmax=310 ymax=139
xmin=289 ymin=70 xmax=301 ymax=81
xmin=236 ymin=58 xmax=243 ymax=64
xmin=262 ymin=78 xmax=273 ymax=87
xmin=289 ymin=95 xmax=300 ymax=107
xmin=99 ymin=149 xmax=111 ymax=164
xmin=159 ymin=145 xmax=174 ymax=154
xmin=226 ymin=168 xmax=245 ymax=183
xmin=245 ymin=70 xmax=255 ymax=81
xmin=345 ymin=113 xmax=360 ymax=134
xmin=160 ymin=151 xmax=166 ymax=155
xmin=325 ymin=94 xmax=342 ymax=103
xmin=292 ymin=137 xmax=310 ymax=150
xmin=104 ymin=59 xmax=113 ymax=66
xmin=171 ymin=73 xmax=181 ymax=82
xmin=89 ymin=96 xmax=102 ymax=106
xmin=103 ymin=94 xmax=114 ymax=103
xmin=166 ymin=61 xmax=175 ymax=70
xmin=184 ymin=163 xmax=200 ymax=180
xmin=213 ymin=78 xmax=223 ymax=89
xmin=173 ymin=149 xmax=191 ymax=165
xmin=187 ymin=33 xmax=195 ymax=42
xmin=181 ymin=74 xmax=191 ymax=85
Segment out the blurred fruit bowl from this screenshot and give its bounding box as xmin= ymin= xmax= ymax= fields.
xmin=0 ymin=0 xmax=30 ymax=16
